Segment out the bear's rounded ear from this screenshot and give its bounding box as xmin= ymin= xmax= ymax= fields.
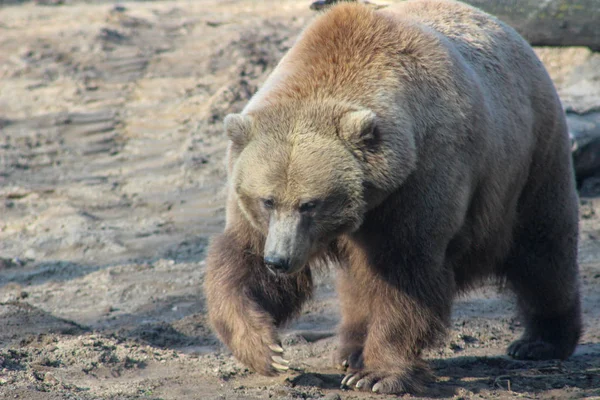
xmin=224 ymin=113 xmax=253 ymax=148
xmin=339 ymin=109 xmax=376 ymax=146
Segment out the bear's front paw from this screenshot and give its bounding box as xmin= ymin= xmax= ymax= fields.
xmin=268 ymin=343 xmax=292 ymax=372
xmin=237 ymin=340 xmax=291 ymax=376
xmin=340 ymin=366 xmax=430 ymax=394
xmin=225 ymin=322 xmax=291 ymax=376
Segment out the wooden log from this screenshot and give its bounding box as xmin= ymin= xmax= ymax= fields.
xmin=310 ymin=0 xmax=600 ymax=50
xmin=462 ymin=0 xmax=600 ymax=50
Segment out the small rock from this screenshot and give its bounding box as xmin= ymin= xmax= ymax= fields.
xmin=450 ymin=342 xmax=464 ymax=352
xmin=461 ymin=334 xmax=478 ymax=344
xmin=580 ymin=199 xmax=597 ymax=218
xmin=111 ymin=4 xmax=127 ymax=13
xmin=35 ymin=0 xmax=64 ymax=5
xmin=206 ymin=21 xmax=224 ymax=27
xmin=44 ymin=372 xmax=59 ymax=385
xmin=580 ymin=177 xmax=600 ymax=198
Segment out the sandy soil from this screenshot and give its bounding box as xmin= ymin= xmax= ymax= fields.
xmin=0 ymin=1 xmax=599 ymax=399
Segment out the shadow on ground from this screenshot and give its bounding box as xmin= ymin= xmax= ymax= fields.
xmin=288 ymin=353 xmax=600 ymax=398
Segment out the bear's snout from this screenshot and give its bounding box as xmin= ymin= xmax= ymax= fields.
xmin=264 ymin=254 xmax=291 ymax=273
xmin=263 ymin=212 xmax=312 ymax=274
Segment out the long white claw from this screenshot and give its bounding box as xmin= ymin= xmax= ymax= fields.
xmin=271 ymin=356 xmax=290 ymax=365
xmin=372 ymin=382 xmax=382 ymax=393
xmin=347 ymin=375 xmax=359 ymax=386
xmin=356 ymin=379 xmax=366 ymax=389
xmin=341 ymin=374 xmax=354 ymax=386
xmin=269 ymin=344 xmax=284 ymax=353
xmin=272 ymin=362 xmax=289 ymax=371
xmin=342 ymin=359 xmax=349 ymax=368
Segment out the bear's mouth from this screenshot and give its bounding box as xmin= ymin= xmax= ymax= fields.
xmin=264 ymin=258 xmax=308 ymax=276
xmin=265 ymin=264 xmax=279 ymax=276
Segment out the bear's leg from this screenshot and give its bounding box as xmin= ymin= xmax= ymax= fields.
xmin=204 ymin=232 xmax=313 ymax=375
xmin=504 ymin=169 xmax=582 ymax=360
xmin=340 ymin=247 xmax=452 ymax=394
xmin=335 ymin=265 xmax=370 ymax=371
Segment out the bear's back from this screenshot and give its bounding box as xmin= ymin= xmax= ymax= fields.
xmin=248 ymin=1 xmax=558 ymax=126
xmin=246 ymin=1 xmax=457 ymax=113
xmin=380 ymin=0 xmax=565 ymax=145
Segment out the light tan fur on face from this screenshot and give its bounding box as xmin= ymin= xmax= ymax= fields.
xmin=230 ymin=103 xmax=367 ymax=272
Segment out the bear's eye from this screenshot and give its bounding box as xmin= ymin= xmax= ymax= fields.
xmin=262 ymin=198 xmax=275 ymax=209
xmin=299 ymin=201 xmax=318 ymax=213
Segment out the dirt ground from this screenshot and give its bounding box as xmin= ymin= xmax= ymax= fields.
xmin=0 ymin=1 xmax=599 ymax=399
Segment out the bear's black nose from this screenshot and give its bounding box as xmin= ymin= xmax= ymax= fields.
xmin=264 ymin=255 xmax=290 ymax=272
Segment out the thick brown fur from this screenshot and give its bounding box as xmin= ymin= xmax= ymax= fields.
xmin=204 ymin=0 xmax=582 ymax=394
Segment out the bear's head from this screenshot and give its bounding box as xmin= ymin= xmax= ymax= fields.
xmin=224 ymin=102 xmax=376 ymax=274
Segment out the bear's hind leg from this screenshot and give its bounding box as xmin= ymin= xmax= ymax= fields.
xmin=504 ymin=175 xmax=582 ymax=360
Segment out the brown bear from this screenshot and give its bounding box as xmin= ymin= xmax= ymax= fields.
xmin=204 ymin=0 xmax=582 ymax=394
